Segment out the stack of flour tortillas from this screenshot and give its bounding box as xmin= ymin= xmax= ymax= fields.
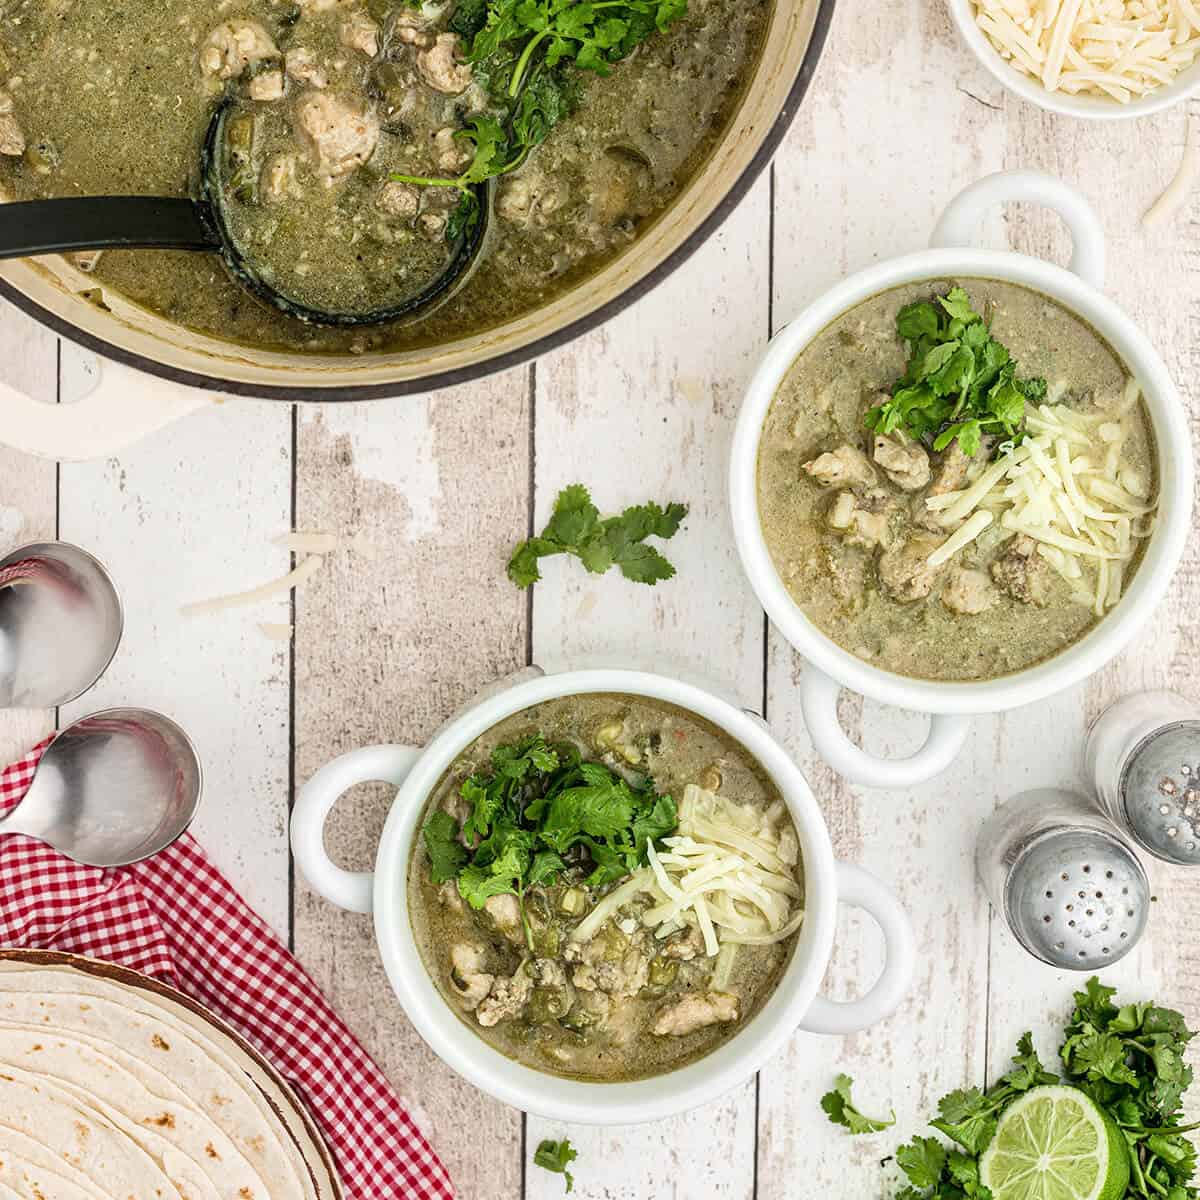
xmin=0 ymin=955 xmax=335 ymax=1200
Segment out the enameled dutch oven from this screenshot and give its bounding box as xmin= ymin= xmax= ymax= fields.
xmin=729 ymin=171 xmax=1194 ymax=788
xmin=290 ymin=667 xmax=916 ymax=1125
xmin=0 ymin=0 xmax=833 ymax=460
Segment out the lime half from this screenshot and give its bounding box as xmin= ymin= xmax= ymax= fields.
xmin=980 ymin=1085 xmax=1130 ymax=1200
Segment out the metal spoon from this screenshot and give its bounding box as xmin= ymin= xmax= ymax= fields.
xmin=0 ymin=98 xmax=487 ymax=327
xmin=0 ymin=708 xmax=202 ymax=867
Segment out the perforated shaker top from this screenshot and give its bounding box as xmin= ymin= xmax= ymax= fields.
xmin=1006 ymin=827 xmax=1149 ymax=969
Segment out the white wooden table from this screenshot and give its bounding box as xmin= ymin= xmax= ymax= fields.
xmin=1 ymin=1 xmax=1197 ymax=1195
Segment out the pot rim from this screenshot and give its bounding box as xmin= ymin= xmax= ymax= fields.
xmin=369 ymin=668 xmax=840 ymax=1125
xmin=0 ymin=0 xmax=836 ymax=403
xmin=729 ymin=245 xmax=1195 ymax=715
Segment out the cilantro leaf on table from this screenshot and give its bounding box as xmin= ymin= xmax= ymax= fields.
xmin=533 ymin=1138 xmax=578 ymax=1192
xmin=820 ymin=1073 xmax=897 ymax=1134
xmin=420 ymin=729 xmax=676 ymax=949
xmin=864 ymin=286 xmax=1046 ymax=458
xmin=507 ymin=484 xmax=688 ymax=588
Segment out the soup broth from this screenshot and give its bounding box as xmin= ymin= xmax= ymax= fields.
xmin=0 ymin=0 xmax=768 ymax=354
xmin=757 ymin=280 xmax=1158 ymax=683
xmin=407 ymin=693 xmax=804 ymax=1081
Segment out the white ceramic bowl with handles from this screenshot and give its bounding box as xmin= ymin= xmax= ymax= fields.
xmin=729 ymin=170 xmax=1193 ymax=790
xmin=290 ymin=667 xmax=915 ymax=1125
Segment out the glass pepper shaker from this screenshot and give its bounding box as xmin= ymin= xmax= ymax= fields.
xmin=1084 ymin=690 xmax=1200 ymax=866
xmin=976 ymin=788 xmax=1149 ymax=969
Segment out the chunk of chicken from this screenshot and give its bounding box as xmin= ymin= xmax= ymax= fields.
xmin=928 ymin=442 xmax=971 ymax=498
xmin=200 ymin=21 xmax=278 ymax=80
xmin=0 ymin=91 xmax=24 ymax=157
xmin=495 ymin=173 xmax=564 ymax=227
xmin=652 ymin=991 xmax=740 ymax=1037
xmin=802 ymin=444 xmax=876 ymax=490
xmin=394 ymin=12 xmax=437 ymax=47
xmin=292 ymin=90 xmax=379 ymax=184
xmin=661 ymin=924 xmax=705 ymax=962
xmin=417 ymin=33 xmax=473 ymax=95
xmin=878 ymin=533 xmax=945 ymax=602
xmin=873 ymin=434 xmax=931 ymax=491
xmin=567 ymin=926 xmax=652 ymax=997
xmin=376 ymin=180 xmax=419 ymax=219
xmin=286 ymin=47 xmax=328 ymax=89
xmin=990 ymin=535 xmax=1051 ymax=606
xmin=261 ymin=153 xmax=300 ymax=203
xmin=340 ymin=11 xmax=380 ymax=57
xmin=433 ymin=126 xmax=471 ymax=172
xmin=476 ymin=965 xmax=532 ymax=1027
xmin=827 ymin=491 xmax=891 ymax=550
xmin=483 ymin=892 xmax=524 ymax=942
xmin=249 ymin=68 xmax=285 ymax=101
xmin=448 ymin=943 xmax=494 ymax=1010
xmin=437 ymin=879 xmax=464 ymax=914
xmin=942 ymin=567 xmax=997 ymax=615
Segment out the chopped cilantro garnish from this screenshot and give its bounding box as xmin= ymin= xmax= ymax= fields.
xmin=864 ymin=286 xmax=1047 ymax=458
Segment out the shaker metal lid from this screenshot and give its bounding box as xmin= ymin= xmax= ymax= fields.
xmin=1005 ymin=827 xmax=1148 ymax=969
xmin=1120 ymin=722 xmax=1200 ymax=865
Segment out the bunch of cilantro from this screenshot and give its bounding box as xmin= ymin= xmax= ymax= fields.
xmin=508 ymin=483 xmax=687 ymax=587
xmin=390 ymin=0 xmax=687 ymax=235
xmin=822 ymin=977 xmax=1199 ymax=1200
xmin=422 ymin=733 xmax=677 ymax=948
xmin=864 ymin=287 xmax=1047 ymax=459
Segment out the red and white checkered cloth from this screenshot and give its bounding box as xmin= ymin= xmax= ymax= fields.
xmin=0 ymin=738 xmax=455 ymax=1200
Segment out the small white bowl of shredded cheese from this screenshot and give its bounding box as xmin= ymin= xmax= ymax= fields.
xmin=948 ymin=0 xmax=1200 ymax=117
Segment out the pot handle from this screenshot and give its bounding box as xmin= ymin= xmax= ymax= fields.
xmin=930 ymin=169 xmax=1106 ymax=289
xmin=0 ymin=354 xmax=211 ymax=462
xmin=800 ymin=668 xmax=970 ymax=787
xmin=798 ymin=861 xmax=916 ymax=1036
xmin=291 ymin=744 xmax=423 ymax=915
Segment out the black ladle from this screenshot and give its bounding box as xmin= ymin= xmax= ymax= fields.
xmin=0 ymin=98 xmax=488 ymax=328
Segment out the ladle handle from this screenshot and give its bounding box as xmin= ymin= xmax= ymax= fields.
xmin=0 ymin=197 xmax=217 ymax=259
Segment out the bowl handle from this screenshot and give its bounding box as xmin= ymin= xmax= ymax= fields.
xmin=798 ymin=861 xmax=916 ymax=1035
xmin=0 ymin=355 xmax=211 ymax=462
xmin=930 ymin=169 xmax=1106 ymax=288
xmin=800 ymin=668 xmax=970 ymax=787
xmin=291 ymin=744 xmax=423 ymax=914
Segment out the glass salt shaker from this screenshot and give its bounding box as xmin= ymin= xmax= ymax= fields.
xmin=1085 ymin=690 xmax=1200 ymax=866
xmin=976 ymin=788 xmax=1149 ymax=969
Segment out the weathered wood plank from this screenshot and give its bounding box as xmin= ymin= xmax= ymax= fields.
xmin=987 ymin=96 xmax=1200 ymax=1072
xmin=291 ymin=375 xmax=531 ymax=1200
xmin=757 ymin=3 xmax=1008 ymax=1193
xmin=0 ymin=300 xmax=59 ymax=765
xmin=56 ymin=341 xmax=294 ymax=933
xmin=524 ymin=174 xmax=770 ymax=1200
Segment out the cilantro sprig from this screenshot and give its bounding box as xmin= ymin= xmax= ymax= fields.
xmin=422 ymin=733 xmax=677 ymax=949
xmin=390 ymin=0 xmax=687 ymax=234
xmin=534 ymin=1138 xmax=579 ymax=1192
xmin=821 ymin=1074 xmax=897 ymax=1134
xmin=508 ymin=483 xmax=687 ymax=587
xmin=822 ymin=978 xmax=1200 ymax=1200
xmin=864 ymin=287 xmax=1047 ymax=459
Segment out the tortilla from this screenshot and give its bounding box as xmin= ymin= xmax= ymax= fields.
xmin=0 ymin=962 xmax=322 ymax=1200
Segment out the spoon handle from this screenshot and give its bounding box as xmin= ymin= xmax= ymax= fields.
xmin=0 ymin=196 xmax=219 ymax=259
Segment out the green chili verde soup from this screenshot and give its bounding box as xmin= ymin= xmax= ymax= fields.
xmin=407 ymin=693 xmax=805 ymax=1081
xmin=0 ymin=0 xmax=768 ymax=354
xmin=756 ymin=279 xmax=1159 ymax=684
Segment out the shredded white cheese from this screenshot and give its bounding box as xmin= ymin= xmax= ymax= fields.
xmin=181 ymin=555 xmax=325 ymax=616
xmin=1144 ymin=110 xmax=1200 ymax=225
xmin=925 ymin=390 xmax=1157 ymax=612
xmin=971 ymin=0 xmax=1200 ymax=102
xmin=568 ymin=785 xmax=804 ymax=956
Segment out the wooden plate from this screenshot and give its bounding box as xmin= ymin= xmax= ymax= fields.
xmin=0 ymin=948 xmax=343 ymax=1199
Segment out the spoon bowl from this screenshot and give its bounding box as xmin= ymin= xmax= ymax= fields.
xmin=0 ymin=541 xmax=123 ymax=709
xmin=0 ymin=708 xmax=202 ymax=867
xmin=0 ymin=99 xmax=488 ymax=328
